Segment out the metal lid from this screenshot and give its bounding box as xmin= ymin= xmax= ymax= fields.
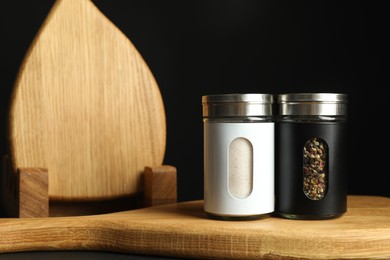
xmin=202 ymin=93 xmax=273 ymax=117
xmin=278 ymin=93 xmax=348 ymax=116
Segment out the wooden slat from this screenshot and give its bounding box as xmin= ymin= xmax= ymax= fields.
xmin=2 ymin=156 xmax=49 ymax=218
xmin=0 ymin=196 xmax=389 ymax=259
xmin=144 ymin=165 xmax=177 ymax=207
xmin=18 ymin=168 xmax=49 ymax=218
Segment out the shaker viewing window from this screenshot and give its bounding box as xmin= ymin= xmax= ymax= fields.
xmin=228 ymin=137 xmax=253 ymax=199
xmin=303 ymin=137 xmax=328 ymax=200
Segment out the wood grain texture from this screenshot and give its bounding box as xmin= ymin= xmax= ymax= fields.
xmin=18 ymin=168 xmax=49 ymax=218
xmin=0 ymin=196 xmax=389 ymax=259
xmin=8 ymin=0 xmax=166 ymax=201
xmin=144 ymin=165 xmax=177 ymax=207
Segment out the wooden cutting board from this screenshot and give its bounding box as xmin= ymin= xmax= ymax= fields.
xmin=0 ymin=196 xmax=389 ymax=259
xmin=8 ymin=0 xmax=165 ymax=202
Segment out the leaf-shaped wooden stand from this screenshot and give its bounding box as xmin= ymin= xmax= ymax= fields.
xmin=0 ymin=196 xmax=390 ymax=259
xmin=3 ymin=0 xmax=174 ymax=217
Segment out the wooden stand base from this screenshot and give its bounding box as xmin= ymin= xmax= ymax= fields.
xmin=2 ymin=155 xmax=177 ymax=217
xmin=2 ymin=156 xmax=49 ymax=218
xmin=144 ymin=165 xmax=177 ymax=207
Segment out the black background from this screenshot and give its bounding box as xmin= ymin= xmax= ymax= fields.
xmin=0 ymin=0 xmax=388 ymax=212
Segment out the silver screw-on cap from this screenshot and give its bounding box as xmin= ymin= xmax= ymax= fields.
xmin=278 ymin=93 xmax=348 ymax=116
xmin=202 ymin=93 xmax=273 ymax=117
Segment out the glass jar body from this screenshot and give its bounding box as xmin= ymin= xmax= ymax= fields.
xmin=276 ymin=115 xmax=347 ymax=219
xmin=204 ymin=116 xmax=274 ymax=220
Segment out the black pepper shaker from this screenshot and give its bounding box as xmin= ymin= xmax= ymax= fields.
xmin=276 ymin=93 xmax=348 ymax=219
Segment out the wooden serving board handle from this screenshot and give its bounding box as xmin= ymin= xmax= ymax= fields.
xmin=1 ymin=196 xmax=389 ymax=259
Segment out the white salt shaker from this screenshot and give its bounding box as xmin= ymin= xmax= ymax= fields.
xmin=202 ymin=94 xmax=274 ymax=220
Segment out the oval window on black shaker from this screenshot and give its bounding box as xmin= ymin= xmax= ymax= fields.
xmin=303 ymin=137 xmax=328 ymax=201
